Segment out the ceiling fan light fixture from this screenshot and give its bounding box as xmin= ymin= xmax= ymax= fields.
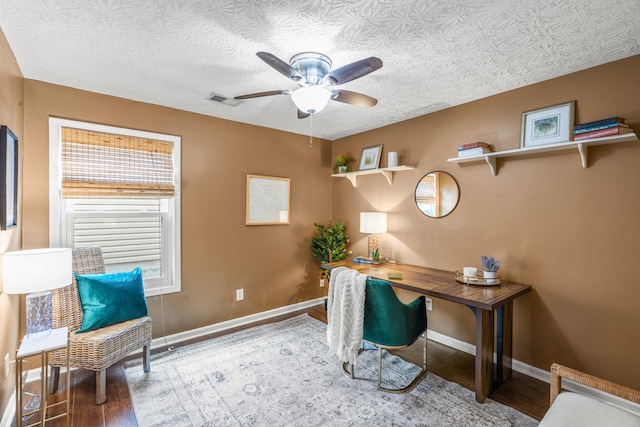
xmin=291 ymin=86 xmax=332 ymax=114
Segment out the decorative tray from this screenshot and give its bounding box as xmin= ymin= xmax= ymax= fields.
xmin=455 ymin=270 xmax=501 ymax=286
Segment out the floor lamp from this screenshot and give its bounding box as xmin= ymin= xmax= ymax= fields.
xmin=2 ymin=248 xmax=72 ymax=340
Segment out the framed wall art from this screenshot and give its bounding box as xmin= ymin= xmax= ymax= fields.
xmin=0 ymin=125 xmax=18 ymax=230
xmin=521 ymin=101 xmax=575 ymax=148
xmin=358 ymin=144 xmax=383 ymax=170
xmin=246 ymin=174 xmax=290 ymax=225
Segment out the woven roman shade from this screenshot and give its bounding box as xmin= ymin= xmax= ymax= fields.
xmin=61 ymin=127 xmax=174 ymax=198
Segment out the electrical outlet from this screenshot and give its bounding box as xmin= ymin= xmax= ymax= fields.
xmin=425 ymin=297 xmax=433 ymax=311
xmin=236 ymin=288 xmax=244 ymax=301
xmin=320 ymin=279 xmax=325 ymax=287
xmin=4 ymin=353 xmax=9 ymax=379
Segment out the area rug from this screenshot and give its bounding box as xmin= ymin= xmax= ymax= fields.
xmin=125 ymin=314 xmax=538 ymax=426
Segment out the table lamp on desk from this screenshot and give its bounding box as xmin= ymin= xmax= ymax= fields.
xmin=359 ymin=211 xmax=387 ymax=261
xmin=2 ymin=248 xmax=72 ymax=340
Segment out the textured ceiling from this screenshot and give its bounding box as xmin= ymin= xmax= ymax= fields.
xmin=1 ymin=0 xmax=639 ymax=140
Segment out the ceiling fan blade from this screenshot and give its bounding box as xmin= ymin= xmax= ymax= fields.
xmin=331 ymin=90 xmax=378 ymax=107
xmin=324 ymin=57 xmax=383 ymax=85
xmin=234 ymin=90 xmax=290 ymax=100
xmin=297 ymin=109 xmax=310 ymax=119
xmin=256 ymin=52 xmax=304 ymax=82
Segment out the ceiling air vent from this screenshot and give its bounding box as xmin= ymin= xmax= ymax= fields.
xmin=208 ymin=92 xmax=242 ymax=107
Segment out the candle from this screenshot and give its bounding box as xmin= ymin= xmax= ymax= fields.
xmin=388 ymin=152 xmax=398 ymax=167
xmin=463 ymin=267 xmax=477 ymax=278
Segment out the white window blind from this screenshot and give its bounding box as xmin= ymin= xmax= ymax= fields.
xmin=69 ymin=198 xmax=166 ymax=278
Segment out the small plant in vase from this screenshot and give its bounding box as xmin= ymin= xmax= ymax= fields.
xmin=481 ymin=255 xmax=501 ymax=284
xmin=332 ymin=154 xmax=356 ymax=174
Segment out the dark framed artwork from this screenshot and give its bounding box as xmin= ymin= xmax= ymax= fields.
xmin=1 ymin=125 xmax=18 ymax=230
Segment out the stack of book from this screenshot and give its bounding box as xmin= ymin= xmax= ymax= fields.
xmin=457 ymin=142 xmax=491 ymax=157
xmin=353 ymin=256 xmax=388 ymax=265
xmin=573 ymin=117 xmax=633 ymax=141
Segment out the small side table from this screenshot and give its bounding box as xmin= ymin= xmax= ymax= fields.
xmin=16 ymin=327 xmax=70 ymax=427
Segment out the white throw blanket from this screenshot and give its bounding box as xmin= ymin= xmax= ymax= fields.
xmin=326 ymin=267 xmax=367 ymax=365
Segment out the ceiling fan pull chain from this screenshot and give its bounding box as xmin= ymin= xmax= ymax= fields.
xmin=309 ymin=113 xmax=314 ymax=148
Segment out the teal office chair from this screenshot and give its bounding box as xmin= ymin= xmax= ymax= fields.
xmin=343 ymin=278 xmax=428 ymax=393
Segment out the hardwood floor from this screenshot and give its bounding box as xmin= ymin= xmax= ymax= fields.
xmin=14 ymin=305 xmax=549 ymax=426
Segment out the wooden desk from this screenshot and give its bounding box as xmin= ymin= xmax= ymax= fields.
xmin=322 ymin=260 xmax=532 ymax=402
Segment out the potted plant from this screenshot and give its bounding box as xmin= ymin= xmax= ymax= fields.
xmin=311 ymin=221 xmax=349 ymax=280
xmin=481 ymin=255 xmax=501 ymax=284
xmin=332 ymin=154 xmax=356 ymax=174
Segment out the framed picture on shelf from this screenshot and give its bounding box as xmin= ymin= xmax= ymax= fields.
xmin=521 ymin=101 xmax=575 ymax=148
xmin=0 ymin=125 xmax=18 ymax=230
xmin=358 ymin=144 xmax=383 ymax=170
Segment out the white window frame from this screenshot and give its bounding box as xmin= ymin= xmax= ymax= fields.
xmin=49 ymin=117 xmax=181 ymax=296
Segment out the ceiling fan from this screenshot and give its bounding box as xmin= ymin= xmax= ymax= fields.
xmin=235 ymin=51 xmax=383 ymax=118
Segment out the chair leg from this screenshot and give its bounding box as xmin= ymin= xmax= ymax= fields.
xmin=377 ymin=346 xmax=383 ymax=390
xmin=341 ymin=345 xmax=364 ymax=379
xmin=96 ymin=369 xmax=106 ymax=405
xmin=143 ymin=343 xmax=151 ymax=373
xmin=422 ymin=332 xmax=428 ymax=371
xmin=377 ymin=333 xmax=428 ymax=394
xmin=341 ymin=361 xmax=356 ymax=378
xmin=49 ymin=366 xmax=60 ymax=394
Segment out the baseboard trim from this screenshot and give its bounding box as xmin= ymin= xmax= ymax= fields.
xmin=0 ymin=390 xmax=15 ymax=427
xmin=427 ymin=329 xmax=550 ymax=380
xmin=151 ymin=297 xmax=326 ymax=349
xmin=426 ymin=328 xmax=640 ymax=416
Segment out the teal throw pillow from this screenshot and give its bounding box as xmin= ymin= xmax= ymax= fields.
xmin=75 ymin=267 xmax=148 ymax=333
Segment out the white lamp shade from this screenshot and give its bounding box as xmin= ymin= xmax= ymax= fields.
xmin=360 ymin=212 xmax=388 ymax=234
xmin=291 ymin=86 xmax=332 ymax=114
xmin=2 ymin=248 xmax=72 ymax=294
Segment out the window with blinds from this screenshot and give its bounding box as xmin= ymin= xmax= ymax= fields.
xmin=49 ymin=118 xmax=181 ymax=296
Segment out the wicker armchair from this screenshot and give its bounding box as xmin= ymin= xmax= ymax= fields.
xmin=48 ymin=247 xmax=152 ymax=404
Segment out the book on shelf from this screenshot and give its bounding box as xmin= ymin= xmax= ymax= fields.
xmin=457 ymin=141 xmax=489 ymax=151
xmin=574 ymin=117 xmax=625 ymax=131
xmin=574 ymin=122 xmax=629 ymax=134
xmin=353 ymin=256 xmax=388 ymax=265
xmin=573 ymin=126 xmax=634 ymax=141
xmin=457 ymin=147 xmax=492 ymax=157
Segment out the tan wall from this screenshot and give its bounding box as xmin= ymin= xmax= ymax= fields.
xmin=5 ymin=32 xmax=640 ymax=416
xmin=332 ymin=55 xmax=640 ymax=389
xmin=0 ymin=27 xmax=23 ymax=418
xmin=22 ymin=80 xmax=332 ymax=337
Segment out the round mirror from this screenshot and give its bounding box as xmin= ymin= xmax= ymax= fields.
xmin=414 ymin=171 xmax=460 ymax=218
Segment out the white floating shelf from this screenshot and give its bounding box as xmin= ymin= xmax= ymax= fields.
xmin=447 ymin=133 xmax=638 ymax=176
xmin=331 ymin=165 xmax=415 ymax=187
